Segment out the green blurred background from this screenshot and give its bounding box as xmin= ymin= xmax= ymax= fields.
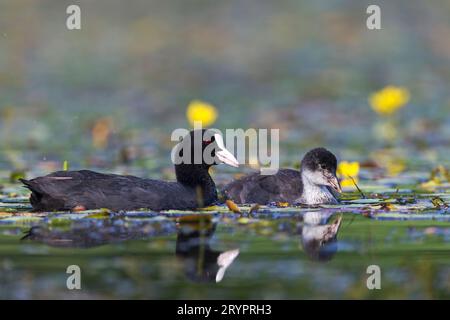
xmin=1 ymin=0 xmax=450 ymax=174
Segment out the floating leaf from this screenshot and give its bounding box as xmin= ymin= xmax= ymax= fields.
xmin=200 ymin=205 xmax=220 ymax=211
xmin=48 ymin=218 xmax=72 ymax=227
xmin=380 ymin=203 xmax=396 ymax=211
xmin=275 ymin=202 xmax=289 ymax=208
xmin=237 ymin=217 xmax=250 ymax=224
xmin=226 ymin=200 xmax=241 ymax=213
xmin=86 ymin=209 xmax=111 ymax=219
xmin=431 ymin=197 xmax=448 ymax=209
xmin=346 ymin=198 xmax=384 ymax=204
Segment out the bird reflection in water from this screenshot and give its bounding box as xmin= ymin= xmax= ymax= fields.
xmin=299 ymin=211 xmax=342 ymax=262
xmin=19 ymin=211 xmax=339 ymax=282
xmin=20 ymin=215 xmax=240 ymax=283
xmin=21 ymin=219 xmax=176 ymax=248
xmin=175 ymin=215 xmax=240 ymax=283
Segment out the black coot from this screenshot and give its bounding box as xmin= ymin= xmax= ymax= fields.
xmin=222 ymin=147 xmax=341 ymax=205
xmin=21 ymin=129 xmax=239 ymax=212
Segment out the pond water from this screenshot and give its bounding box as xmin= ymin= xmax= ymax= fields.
xmin=1 ymin=171 xmax=450 ymax=299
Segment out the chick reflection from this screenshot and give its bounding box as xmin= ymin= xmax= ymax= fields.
xmin=176 ymin=216 xmax=240 ymax=283
xmin=299 ymin=212 xmax=342 ymax=262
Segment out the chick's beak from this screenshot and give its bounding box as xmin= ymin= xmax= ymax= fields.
xmin=327 ymin=174 xmax=342 ymax=193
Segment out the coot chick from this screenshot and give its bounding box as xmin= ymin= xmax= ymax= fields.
xmin=222 ymin=147 xmax=341 ymax=205
xmin=21 ymin=129 xmax=239 ymax=212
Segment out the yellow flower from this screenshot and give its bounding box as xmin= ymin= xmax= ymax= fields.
xmin=337 ymin=161 xmax=360 ymax=188
xmin=369 ymin=86 xmax=410 ymax=115
xmin=186 ymin=100 xmax=218 ymax=127
xmin=337 ymin=161 xmax=360 ymax=177
xmin=340 ymin=178 xmax=356 ymax=188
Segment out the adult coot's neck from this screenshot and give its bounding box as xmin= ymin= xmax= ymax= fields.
xmin=175 ymin=164 xmax=217 ymax=206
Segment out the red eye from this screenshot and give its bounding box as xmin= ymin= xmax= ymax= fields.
xmin=204 ymin=139 xmax=212 ymax=145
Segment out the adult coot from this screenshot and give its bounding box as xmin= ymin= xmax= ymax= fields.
xmin=22 ymin=129 xmax=239 ymax=212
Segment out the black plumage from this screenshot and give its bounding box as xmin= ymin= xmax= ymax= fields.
xmin=223 ymin=169 xmax=303 ymax=204
xmin=21 ymin=129 xmax=238 ymax=212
